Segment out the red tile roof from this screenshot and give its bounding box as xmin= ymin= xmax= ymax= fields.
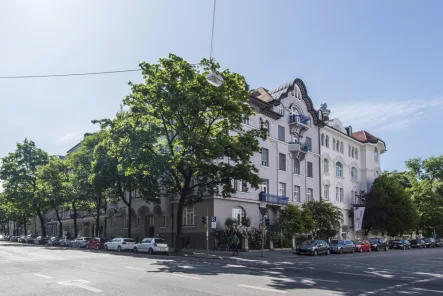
xmin=353 ymin=131 xmax=382 ymax=145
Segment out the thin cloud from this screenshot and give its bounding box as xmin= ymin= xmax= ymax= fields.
xmin=330 ymin=98 xmax=443 ymax=132
xmin=55 ymin=132 xmax=83 ymax=144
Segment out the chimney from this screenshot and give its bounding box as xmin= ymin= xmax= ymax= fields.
xmin=345 ymin=126 xmax=353 ymax=136
xmin=319 ymin=102 xmax=331 ymax=124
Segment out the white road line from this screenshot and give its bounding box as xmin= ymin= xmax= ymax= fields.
xmin=33 ymin=273 xmax=53 ymax=279
xmin=170 ymin=273 xmax=202 ymax=280
xmin=412 ymin=288 xmax=443 ymax=294
xmin=238 ymin=284 xmax=286 ymax=294
xmin=74 ymin=284 xmax=103 ymax=293
xmin=336 ymin=272 xmax=376 ymax=278
xmin=124 ymin=267 xmax=145 ymax=271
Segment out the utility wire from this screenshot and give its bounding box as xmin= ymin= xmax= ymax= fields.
xmin=209 ymin=0 xmax=217 ymax=61
xmin=0 ymin=68 xmax=142 ymax=79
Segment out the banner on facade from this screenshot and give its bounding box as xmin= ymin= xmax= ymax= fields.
xmin=354 ymin=207 xmax=365 ymax=232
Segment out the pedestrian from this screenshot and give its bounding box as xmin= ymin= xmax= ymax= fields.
xmin=232 ymin=234 xmax=240 ymax=255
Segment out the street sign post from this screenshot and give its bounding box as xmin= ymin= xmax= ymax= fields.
xmin=211 ymin=216 xmax=216 ymax=229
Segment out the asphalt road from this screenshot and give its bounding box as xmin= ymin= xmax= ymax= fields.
xmin=1 ymin=241 xmax=443 ymax=295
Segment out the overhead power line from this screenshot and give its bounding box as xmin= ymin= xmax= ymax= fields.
xmin=0 ymin=68 xmax=142 ymax=79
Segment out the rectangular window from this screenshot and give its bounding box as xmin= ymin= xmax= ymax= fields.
xmin=261 ymin=148 xmax=269 ymax=166
xmin=324 ymin=185 xmax=329 ymax=200
xmin=279 ymin=153 xmax=286 ymax=171
xmin=278 ymin=125 xmax=285 ymax=141
xmin=336 ymin=187 xmax=339 ymax=201
xmin=294 ymin=185 xmax=300 ymax=202
xmin=340 ymin=188 xmax=344 ymax=202
xmin=241 ymin=180 xmax=248 ymax=192
xmin=279 ymin=182 xmax=286 ymax=197
xmin=260 ymin=179 xmax=269 ymax=194
xmin=183 ymin=207 xmax=195 ymax=226
xmin=307 ymin=161 xmax=313 ymax=178
xmin=306 ymin=137 xmax=312 ymax=152
xmin=161 ymin=215 xmax=167 ymax=227
xmin=233 ymin=179 xmax=238 ymax=191
xmin=294 ymin=159 xmax=300 ymax=175
xmin=135 ymin=216 xmax=140 ymax=228
xmin=307 ymin=188 xmax=313 ymax=201
xmin=148 ymin=216 xmax=155 ymax=227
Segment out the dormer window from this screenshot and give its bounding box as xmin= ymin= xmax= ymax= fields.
xmin=277 ymin=104 xmax=284 ymax=115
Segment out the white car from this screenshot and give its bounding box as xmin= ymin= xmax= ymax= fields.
xmin=134 ymin=237 xmax=169 ymax=255
xmin=104 ymin=238 xmax=135 ymax=252
xmin=70 ymin=237 xmax=91 ymax=248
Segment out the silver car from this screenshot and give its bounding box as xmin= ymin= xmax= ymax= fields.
xmin=329 ymin=240 xmax=355 ymax=254
xmin=70 ymin=237 xmax=91 ymax=248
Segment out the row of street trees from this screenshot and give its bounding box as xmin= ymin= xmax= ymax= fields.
xmin=0 ymin=54 xmax=267 ymax=254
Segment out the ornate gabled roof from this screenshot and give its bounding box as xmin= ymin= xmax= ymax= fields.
xmin=352 ymin=130 xmax=387 ymax=150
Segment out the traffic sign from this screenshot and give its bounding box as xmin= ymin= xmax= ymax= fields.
xmin=211 ymin=216 xmax=216 ymax=223
xmin=211 ymin=222 xmax=216 ymax=229
xmin=259 ymin=218 xmax=263 ymax=225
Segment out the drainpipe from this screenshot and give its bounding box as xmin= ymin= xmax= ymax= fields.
xmin=318 ymin=126 xmax=322 ymax=201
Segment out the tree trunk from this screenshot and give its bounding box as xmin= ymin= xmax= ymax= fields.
xmin=174 ymin=197 xmax=185 ymax=255
xmin=96 ymin=194 xmax=101 ymax=237
xmin=23 ymin=217 xmax=27 ymax=235
xmin=36 ymin=209 xmax=46 ymax=237
xmin=128 ymin=194 xmax=132 ymax=239
xmin=72 ymin=202 xmax=78 ymax=238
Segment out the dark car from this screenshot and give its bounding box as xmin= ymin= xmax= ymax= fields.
xmin=329 ymin=240 xmax=355 ymax=254
xmin=26 ymin=235 xmax=38 ymax=244
xmin=34 ymin=236 xmax=49 ymax=245
xmin=389 ymin=239 xmax=411 ymax=250
xmin=296 ymin=240 xmax=330 ymax=256
xmin=410 ymin=239 xmax=426 ymax=248
xmin=435 ymin=238 xmax=442 ymax=247
xmin=423 ymin=238 xmax=436 ymax=248
xmin=47 ymin=237 xmax=61 ymax=246
xmin=369 ymin=238 xmax=388 ymax=252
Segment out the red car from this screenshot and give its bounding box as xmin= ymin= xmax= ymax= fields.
xmin=354 ymin=240 xmax=371 ymax=252
xmin=87 ymin=237 xmax=108 ymax=250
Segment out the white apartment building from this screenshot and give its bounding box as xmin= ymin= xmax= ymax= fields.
xmin=318 ymin=103 xmax=386 ymax=240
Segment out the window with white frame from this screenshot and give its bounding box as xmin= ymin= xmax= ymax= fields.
xmin=233 ymin=179 xmax=238 ymax=191
xmin=278 ymin=125 xmax=285 ymax=141
xmin=339 ymin=142 xmax=343 ymax=153
xmin=351 ymin=147 xmax=355 ymax=158
xmin=261 ymin=148 xmax=269 ymax=166
xmin=348 ymin=145 xmax=351 ymax=157
xmin=351 ymin=167 xmax=358 ymax=181
xmin=294 ymin=185 xmax=300 ymax=202
xmin=321 ymin=133 xmax=325 ymax=146
xmin=323 ymin=158 xmax=329 ymax=173
xmin=260 ymin=179 xmax=269 ymax=194
xmin=123 ymin=215 xmax=129 ymax=229
xmin=307 ymin=188 xmax=313 ymax=201
xmin=325 ymin=135 xmax=329 ymax=148
xmin=279 ymin=153 xmax=286 ymax=171
xmin=336 ymin=140 xmax=340 ymax=151
xmin=183 ymin=208 xmax=195 ymax=226
xmin=355 ymin=148 xmax=358 ymax=159
xmin=161 ymin=215 xmax=167 ymax=227
xmin=279 ymin=182 xmax=286 ymax=197
xmin=232 ymin=207 xmax=245 ymax=225
xmin=148 ymin=216 xmax=155 ymax=227
xmin=324 ymin=185 xmax=330 ymax=200
xmin=294 ymin=158 xmax=300 ymax=174
xmin=340 ymin=188 xmax=344 ymax=202
xmin=336 ymin=162 xmax=343 ymax=177
xmin=241 ymin=180 xmax=248 ymax=192
xmin=306 ymin=137 xmax=312 ymax=152
xmin=374 ymin=147 xmax=379 ymax=162
xmin=277 ymin=103 xmax=284 ymax=115
xmin=307 ymin=161 xmax=313 ymax=178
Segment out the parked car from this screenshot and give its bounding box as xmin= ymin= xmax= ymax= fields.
xmin=329 ymin=240 xmax=355 ymax=254
xmin=435 ymin=238 xmax=442 ymax=247
xmin=17 ymin=235 xmax=27 ymax=243
xmin=26 ymin=235 xmax=38 ymax=244
xmin=47 ymin=237 xmax=61 ymax=246
xmin=354 ymin=240 xmax=371 ymax=252
xmin=389 ymin=239 xmax=411 ymax=250
xmin=87 ymin=237 xmax=108 ymax=250
xmin=369 ymin=238 xmax=388 ymax=252
xmin=423 ymin=238 xmax=436 ymax=248
xmin=34 ymin=236 xmax=49 ymax=245
xmin=104 ymin=238 xmax=136 ymax=252
xmin=9 ymin=236 xmax=18 ymax=242
xmin=134 ymin=237 xmax=169 ymax=255
xmin=296 ymin=240 xmax=330 ymax=256
xmin=59 ymin=236 xmax=74 ymax=247
xmin=70 ymin=237 xmax=91 ymax=248
xmin=410 ymin=239 xmax=426 ymax=248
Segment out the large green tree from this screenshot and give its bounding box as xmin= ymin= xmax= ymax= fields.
xmin=303 ymin=200 xmax=342 ymax=240
xmin=0 ymin=139 xmax=49 ymax=237
xmin=276 ymin=204 xmax=314 ymax=239
xmin=122 ymin=54 xmax=266 ymax=254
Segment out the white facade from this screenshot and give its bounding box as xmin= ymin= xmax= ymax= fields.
xmin=319 ymin=104 xmax=386 ymax=240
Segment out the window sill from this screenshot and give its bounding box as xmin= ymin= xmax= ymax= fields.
xmin=278 ymin=169 xmax=287 ymax=172
xmin=307 ymin=176 xmax=314 ymax=179
xmin=160 ymin=226 xmax=167 ymax=229
xmin=261 ymin=165 xmax=270 ymax=168
xmin=183 ymin=225 xmax=196 ymax=228
xmin=335 ymin=176 xmax=344 ymax=179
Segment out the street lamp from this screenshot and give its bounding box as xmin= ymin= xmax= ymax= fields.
xmin=205 ymin=0 xmax=224 ymax=87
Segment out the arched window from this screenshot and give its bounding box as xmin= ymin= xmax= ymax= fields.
xmin=325 ymin=135 xmax=329 ymax=148
xmin=355 ymin=149 xmax=358 ymax=159
xmin=333 ymin=139 xmax=336 ymax=151
xmin=290 ymin=106 xmax=299 ymax=116
xmin=351 ymin=167 xmax=357 ymax=181
xmin=294 ymin=159 xmax=300 ymax=175
xmin=336 ymin=162 xmax=343 ymax=177
xmin=277 ymin=104 xmax=284 ymax=115
xmin=323 ymin=158 xmax=329 ymax=173
xmin=264 ymin=121 xmax=270 ymax=136
xmin=374 ymin=147 xmax=379 ymax=162
xmin=339 ymin=142 xmax=343 ymax=153
xmin=321 ymin=133 xmax=325 ymax=146
xmin=232 ymin=207 xmax=246 ymax=225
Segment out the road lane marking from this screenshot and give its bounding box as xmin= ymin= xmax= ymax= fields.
xmin=336 ymin=272 xmax=376 ymax=278
xmin=124 ymin=267 xmax=145 ymax=271
xmin=238 ymin=284 xmax=286 ymax=294
xmin=412 ymin=288 xmax=443 ymax=294
xmin=33 ymin=274 xmax=53 ymax=279
xmin=169 ymin=273 xmax=202 ymax=280
xmin=74 ymin=283 xmax=103 ymax=293
xmin=57 ymin=280 xmax=103 ymax=293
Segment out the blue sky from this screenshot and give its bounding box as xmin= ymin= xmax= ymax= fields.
xmin=0 ymin=0 xmax=442 ymax=172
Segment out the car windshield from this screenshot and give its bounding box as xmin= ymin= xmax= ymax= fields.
xmin=355 ymin=241 xmax=362 ymax=244
xmin=124 ymin=239 xmax=135 ymax=242
xmin=155 ymin=238 xmax=166 ymax=243
xmin=301 ymin=240 xmax=317 ymax=246
xmin=370 ymin=239 xmax=379 ymax=243
xmin=424 ymin=238 xmax=431 ymax=242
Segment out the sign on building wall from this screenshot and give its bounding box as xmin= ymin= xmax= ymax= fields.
xmin=354 ymin=207 xmax=365 ymax=232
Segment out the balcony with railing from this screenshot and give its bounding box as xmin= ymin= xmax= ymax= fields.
xmin=288 ymin=142 xmax=309 ymax=153
xmin=259 ymin=192 xmax=289 ymax=205
xmin=289 ymin=114 xmax=310 ymax=127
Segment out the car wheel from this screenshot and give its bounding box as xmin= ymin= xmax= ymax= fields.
xmin=148 ymin=248 xmax=154 ymax=255
xmin=105 ymin=245 xmax=108 ymax=251
xmin=134 ymin=247 xmax=138 ymax=254
xmin=339 ymin=248 xmax=343 ymax=254
xmin=326 ymin=249 xmax=330 ymax=255
xmin=117 ymin=246 xmax=122 ymax=252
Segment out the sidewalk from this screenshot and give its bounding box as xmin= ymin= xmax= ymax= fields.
xmin=179 ymin=248 xmax=298 ymax=262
